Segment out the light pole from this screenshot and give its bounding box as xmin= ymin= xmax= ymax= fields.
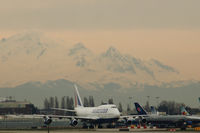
xmin=146 ymin=96 xmax=150 ymax=112
xmin=128 ymin=96 xmax=133 ymax=113
xmin=147 ymin=96 xmax=150 ymax=102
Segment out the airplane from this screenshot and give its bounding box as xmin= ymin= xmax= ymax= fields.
xmin=51 ymin=85 xmax=121 ymax=128
xmin=180 ymin=106 xmax=200 ymax=127
xmin=134 ymin=102 xmax=200 ymax=130
xmin=117 ymin=103 xmax=158 ymax=126
xmin=118 ymin=102 xmax=149 ymax=125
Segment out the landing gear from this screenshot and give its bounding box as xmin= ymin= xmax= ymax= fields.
xmin=180 ymin=127 xmax=186 ymax=130
xmin=82 ymin=123 xmax=88 ymax=129
xmin=89 ymin=124 xmax=95 ymax=129
xmin=98 ymin=124 xmax=103 ymax=128
xmin=82 ymin=123 xmax=99 ymax=129
xmin=106 ymin=123 xmax=116 ymax=128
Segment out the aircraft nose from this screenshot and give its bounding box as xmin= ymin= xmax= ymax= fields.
xmin=116 ymin=110 xmax=121 ymax=117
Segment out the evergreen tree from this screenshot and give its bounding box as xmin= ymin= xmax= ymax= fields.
xmin=83 ymin=97 xmax=89 ymax=107
xmin=127 ymin=104 xmax=131 ymax=114
xmin=101 ymin=100 xmax=105 ymax=105
xmin=118 ymin=102 xmax=123 ymax=112
xmin=108 ymin=98 xmax=114 ymax=104
xmin=144 ymin=101 xmax=150 ymax=112
xmin=66 ymin=96 xmax=70 ymax=109
xmin=49 ymin=97 xmax=54 ymax=108
xmin=55 ymin=96 xmax=59 ymax=108
xmin=69 ymin=97 xmax=74 ymax=110
xmin=89 ymin=96 xmax=95 ymax=107
xmin=61 ymin=96 xmax=65 ymax=109
xmin=44 ymin=98 xmax=50 ymax=109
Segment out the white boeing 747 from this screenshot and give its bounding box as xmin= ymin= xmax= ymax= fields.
xmin=51 ymin=85 xmax=121 ymax=128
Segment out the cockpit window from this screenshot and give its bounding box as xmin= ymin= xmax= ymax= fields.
xmin=111 ymin=106 xmax=117 ymax=108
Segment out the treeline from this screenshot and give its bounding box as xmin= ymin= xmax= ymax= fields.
xmin=43 ymin=96 xmax=96 ymax=109
xmin=43 ymin=97 xmax=200 ymax=115
xmin=143 ymin=100 xmax=200 ymax=115
xmin=44 ymin=96 xmax=74 ymax=110
xmin=83 ymin=96 xmax=95 ymax=107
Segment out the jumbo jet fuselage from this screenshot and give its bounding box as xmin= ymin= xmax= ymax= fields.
xmin=75 ymin=104 xmax=120 ymax=119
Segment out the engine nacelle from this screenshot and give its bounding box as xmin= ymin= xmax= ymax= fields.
xmin=70 ymin=119 xmax=78 ymax=126
xmin=186 ymin=121 xmax=192 ymax=125
xmin=135 ymin=116 xmax=147 ymax=124
xmin=125 ymin=117 xmax=137 ymax=125
xmin=43 ymin=116 xmax=52 ymax=125
xmin=141 ymin=118 xmax=147 ymax=123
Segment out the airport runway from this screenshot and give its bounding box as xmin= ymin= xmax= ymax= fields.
xmin=0 ymin=129 xmax=198 ymax=133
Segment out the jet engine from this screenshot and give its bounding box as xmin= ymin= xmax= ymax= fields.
xmin=135 ymin=116 xmax=147 ymax=124
xmin=126 ymin=117 xmax=137 ymax=125
xmin=43 ymin=116 xmax=52 ymax=125
xmin=141 ymin=118 xmax=147 ymax=123
xmin=70 ymin=119 xmax=78 ymax=126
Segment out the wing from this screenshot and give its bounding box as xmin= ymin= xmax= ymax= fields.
xmin=74 ymin=116 xmax=99 ymax=120
xmin=46 ymin=115 xmax=99 ymax=120
xmin=51 ymin=108 xmax=76 ymax=112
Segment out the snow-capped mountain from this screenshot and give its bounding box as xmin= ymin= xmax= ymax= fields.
xmin=0 ymin=31 xmax=188 ymax=89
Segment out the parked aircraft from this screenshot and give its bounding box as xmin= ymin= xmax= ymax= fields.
xmin=180 ymin=106 xmax=200 ymax=127
xmin=134 ymin=102 xmax=200 ymax=130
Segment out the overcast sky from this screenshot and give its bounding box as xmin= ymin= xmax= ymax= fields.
xmin=0 ymin=0 xmax=200 ymax=30
xmin=0 ymin=0 xmax=200 ymax=80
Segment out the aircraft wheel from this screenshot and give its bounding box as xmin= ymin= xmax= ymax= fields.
xmin=82 ymin=123 xmax=88 ymax=129
xmin=98 ymin=125 xmax=103 ymax=128
xmin=181 ymin=127 xmax=186 ymax=130
xmin=89 ymin=125 xmax=95 ymax=129
xmin=82 ymin=125 xmax=88 ymax=129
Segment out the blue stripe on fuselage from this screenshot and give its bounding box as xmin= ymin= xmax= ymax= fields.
xmin=77 ymin=95 xmax=82 ymax=106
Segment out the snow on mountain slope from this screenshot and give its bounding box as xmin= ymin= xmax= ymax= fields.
xmin=0 ymin=31 xmax=184 ymax=89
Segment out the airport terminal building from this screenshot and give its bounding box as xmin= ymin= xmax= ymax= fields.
xmin=0 ymin=98 xmax=38 ymax=115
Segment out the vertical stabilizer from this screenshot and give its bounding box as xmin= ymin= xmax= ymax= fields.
xmin=134 ymin=102 xmax=147 ymax=115
xmin=150 ymin=106 xmax=158 ymax=115
xmin=181 ymin=106 xmax=190 ymax=115
xmin=74 ymin=84 xmax=83 ymax=108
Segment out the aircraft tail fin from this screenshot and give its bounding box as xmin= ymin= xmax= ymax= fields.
xmin=74 ymin=84 xmax=83 ymax=108
xmin=150 ymin=106 xmax=158 ymax=115
xmin=181 ymin=106 xmax=190 ymax=115
xmin=134 ymin=102 xmax=147 ymax=115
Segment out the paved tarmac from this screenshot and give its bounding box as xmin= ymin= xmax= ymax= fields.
xmin=0 ymin=128 xmax=198 ymax=133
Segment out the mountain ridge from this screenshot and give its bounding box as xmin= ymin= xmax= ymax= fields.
xmin=0 ymin=78 xmax=199 ymax=108
xmin=0 ymin=31 xmax=186 ymax=89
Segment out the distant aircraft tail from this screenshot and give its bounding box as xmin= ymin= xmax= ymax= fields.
xmin=181 ymin=106 xmax=190 ymax=115
xmin=134 ymin=102 xmax=147 ymax=115
xmin=74 ymin=84 xmax=83 ymax=108
xmin=150 ymin=106 xmax=158 ymax=115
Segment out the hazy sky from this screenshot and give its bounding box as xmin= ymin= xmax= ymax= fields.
xmin=0 ymin=0 xmax=200 ymax=30
xmin=0 ymin=0 xmax=200 ymax=79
